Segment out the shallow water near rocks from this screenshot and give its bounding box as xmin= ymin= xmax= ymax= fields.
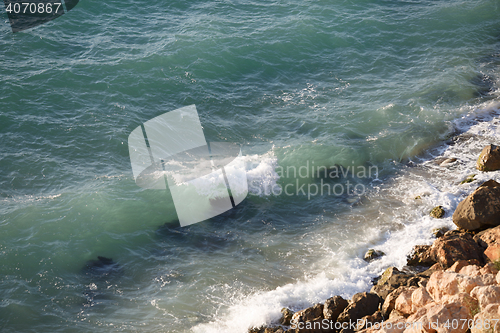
xmin=1 ymin=1 xmax=500 ymax=332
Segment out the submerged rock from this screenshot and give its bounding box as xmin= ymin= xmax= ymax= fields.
xmin=477 ymin=144 xmax=500 ymax=172
xmin=431 ymin=227 xmax=449 ymax=238
xmin=453 ymin=180 xmax=500 ymax=231
xmin=430 ymin=206 xmax=445 ymax=219
xmin=363 ymin=249 xmax=385 ymax=262
xmin=460 ymin=174 xmax=476 ymax=184
xmin=439 ymin=158 xmax=457 ymax=167
xmin=83 ymin=256 xmax=122 ymax=278
xmin=280 ymin=307 xmax=294 ymax=326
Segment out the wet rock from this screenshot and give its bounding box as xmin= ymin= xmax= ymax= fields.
xmin=337 ymin=292 xmax=380 ymax=324
xmin=290 ymin=303 xmax=329 ymax=332
xmin=431 ymin=227 xmax=449 ymax=238
xmin=430 ymin=206 xmax=445 ymax=219
xmin=363 ymin=249 xmax=385 ymax=262
xmin=406 ymin=245 xmax=436 ymax=267
xmin=439 ymin=158 xmax=458 ymax=167
xmin=460 ymin=174 xmax=476 ymax=184
xmin=249 ymin=326 xmax=285 ymax=333
xmin=453 ymin=180 xmax=500 ymax=231
xmin=83 ymin=256 xmax=122 ymax=278
xmin=477 ymin=144 xmax=500 ymax=171
xmin=370 ymin=267 xmax=416 ymax=300
xmin=429 ymin=231 xmax=485 ymax=269
xmin=291 ymin=303 xmax=323 ymax=324
xmin=280 ymin=307 xmax=294 ymax=326
xmin=323 ymin=295 xmax=348 ymax=321
xmin=471 ymin=304 xmax=500 ymax=333
xmin=474 ymin=225 xmax=500 ymax=248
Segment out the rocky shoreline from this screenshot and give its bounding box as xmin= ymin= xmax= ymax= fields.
xmin=250 ymin=144 xmax=500 ymax=333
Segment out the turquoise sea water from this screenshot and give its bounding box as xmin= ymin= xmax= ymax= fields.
xmin=1 ymin=0 xmax=500 ymax=332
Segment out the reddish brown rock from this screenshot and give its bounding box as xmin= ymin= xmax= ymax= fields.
xmin=337 ymin=292 xmax=380 ymax=324
xmin=406 ymin=245 xmax=436 ymax=267
xmin=290 ymin=303 xmax=335 ymax=333
xmin=452 ymin=180 xmax=500 ymax=231
xmin=429 ymin=232 xmax=485 ymax=268
xmin=370 ymin=267 xmax=418 ymax=300
xmin=485 ymin=244 xmax=500 ymax=263
xmin=291 ymin=303 xmax=323 ymax=324
xmin=477 ymin=144 xmax=500 ymax=172
xmin=323 ymin=295 xmax=348 ymax=321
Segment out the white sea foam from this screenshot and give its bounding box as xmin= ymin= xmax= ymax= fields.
xmin=192 ymin=99 xmax=500 ymax=333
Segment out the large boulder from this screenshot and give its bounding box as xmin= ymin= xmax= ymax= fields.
xmin=291 ymin=303 xmax=323 ymax=324
xmin=337 ymin=292 xmax=380 ymax=324
xmin=370 ymin=267 xmax=416 ymax=300
xmin=290 ymin=303 xmax=333 ymax=333
xmin=453 ymin=180 xmax=500 ymax=231
xmin=323 ymin=296 xmax=348 ymax=321
xmin=429 ymin=231 xmax=485 ymax=268
xmin=477 ymin=144 xmax=500 ymax=172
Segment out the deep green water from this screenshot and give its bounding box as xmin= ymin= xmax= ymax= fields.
xmin=1 ymin=0 xmax=500 ymax=332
